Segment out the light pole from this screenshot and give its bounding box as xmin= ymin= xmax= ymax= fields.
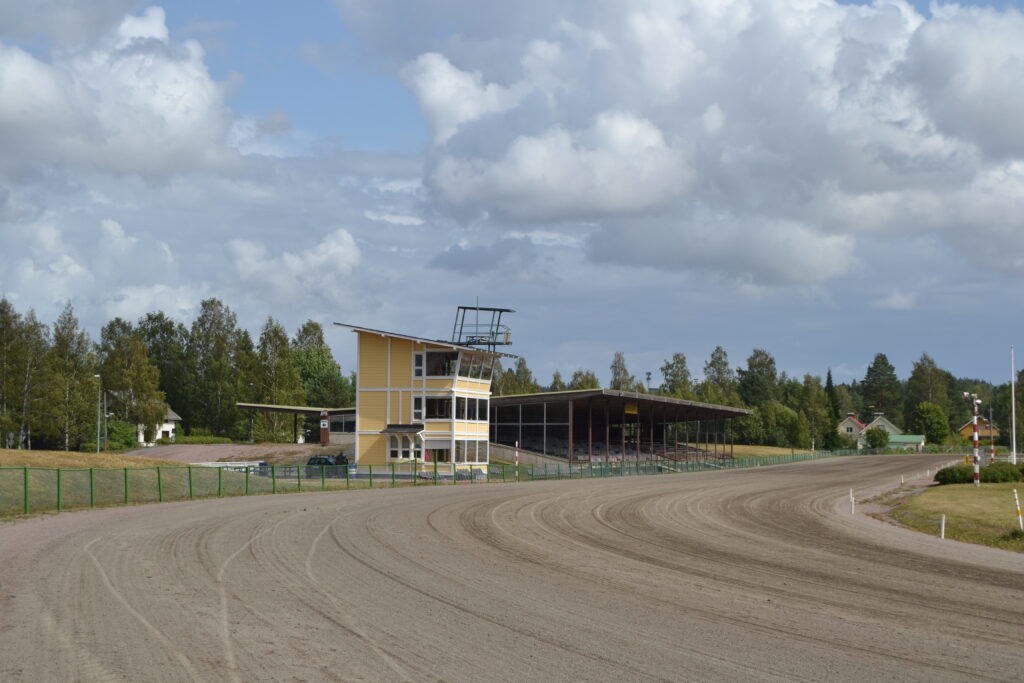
xmin=964 ymin=392 xmax=981 ymax=487
xmin=989 ymin=403 xmax=996 ymax=465
xmin=94 ymin=374 xmax=101 ymax=454
xmin=1012 ymin=345 xmax=1018 ymax=466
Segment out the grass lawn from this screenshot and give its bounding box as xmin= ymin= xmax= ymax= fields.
xmin=0 ymin=448 xmax=174 ymax=469
xmin=891 ymin=482 xmax=1024 ymax=552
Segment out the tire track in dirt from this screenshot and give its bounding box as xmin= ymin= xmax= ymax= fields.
xmin=1 ymin=455 xmax=1022 ymax=681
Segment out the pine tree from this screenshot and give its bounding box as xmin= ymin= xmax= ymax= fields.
xmin=737 ymin=348 xmax=778 ymax=407
xmin=904 ymin=353 xmax=950 ymax=420
xmin=861 ymin=353 xmax=902 ymax=426
xmin=291 ymin=320 xmax=354 ymax=408
xmin=508 ymin=358 xmax=541 ymax=395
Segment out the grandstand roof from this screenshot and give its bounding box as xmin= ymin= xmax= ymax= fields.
xmin=490 ymin=389 xmax=751 ymax=421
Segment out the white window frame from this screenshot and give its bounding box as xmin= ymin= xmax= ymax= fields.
xmin=413 ymin=396 xmax=423 ymax=422
xmin=413 ymin=351 xmax=424 ymax=378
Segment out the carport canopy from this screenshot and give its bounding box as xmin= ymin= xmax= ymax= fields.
xmin=235 ymin=403 xmax=355 ymax=443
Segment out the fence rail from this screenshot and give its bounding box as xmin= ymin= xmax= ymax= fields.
xmin=0 ymin=449 xmax=955 ymax=517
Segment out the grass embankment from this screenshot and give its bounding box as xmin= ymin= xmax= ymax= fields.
xmin=0 ymin=449 xmax=387 ymax=518
xmin=0 ymin=449 xmax=173 ymax=469
xmin=727 ymin=444 xmax=806 ymax=458
xmin=891 ymin=483 xmax=1024 ymax=552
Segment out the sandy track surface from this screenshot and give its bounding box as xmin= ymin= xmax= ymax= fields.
xmin=121 ymin=443 xmax=324 ymax=464
xmin=1 ymin=454 xmax=1021 ymax=682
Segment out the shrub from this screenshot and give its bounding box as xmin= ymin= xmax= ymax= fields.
xmin=175 ymin=435 xmax=232 ymax=445
xmin=935 ymin=463 xmax=1023 ymax=484
xmin=864 ymin=427 xmax=890 ymax=450
xmin=934 ymin=465 xmax=973 ymax=485
xmin=981 ymin=463 xmax=1022 ymax=483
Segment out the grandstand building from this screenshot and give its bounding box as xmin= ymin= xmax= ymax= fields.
xmin=489 ymin=389 xmax=750 ymax=463
xmin=335 ymin=323 xmax=515 ymax=466
xmin=336 ymin=311 xmax=750 ymax=467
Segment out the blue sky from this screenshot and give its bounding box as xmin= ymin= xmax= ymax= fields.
xmin=3 ymin=0 xmax=1024 ymax=389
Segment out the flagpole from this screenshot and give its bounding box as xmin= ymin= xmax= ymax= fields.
xmin=1012 ymin=345 xmax=1017 ymax=466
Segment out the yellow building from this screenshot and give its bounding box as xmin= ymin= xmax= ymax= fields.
xmin=335 ymin=323 xmax=513 ymax=467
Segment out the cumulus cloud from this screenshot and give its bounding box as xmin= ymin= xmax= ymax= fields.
xmin=433 ymin=111 xmax=689 ymax=220
xmin=904 ymin=6 xmax=1024 ymax=159
xmin=0 ymin=6 xmax=234 ymax=176
xmin=346 ymin=0 xmax=1024 ymax=288
xmin=228 ymin=229 xmax=362 ymax=306
xmin=402 ymin=52 xmax=527 ymax=143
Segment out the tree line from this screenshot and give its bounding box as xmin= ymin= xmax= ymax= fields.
xmin=492 ymin=348 xmax=1018 ymax=451
xmin=0 ymin=298 xmax=354 ymax=451
xmin=3 ymin=294 xmax=1014 ymax=453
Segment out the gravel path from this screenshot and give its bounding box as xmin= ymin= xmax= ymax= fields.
xmin=1 ymin=454 xmax=1021 ymax=681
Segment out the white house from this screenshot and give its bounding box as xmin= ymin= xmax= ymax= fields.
xmin=861 ymin=413 xmax=903 ymax=436
xmin=137 ymin=407 xmax=182 ymax=446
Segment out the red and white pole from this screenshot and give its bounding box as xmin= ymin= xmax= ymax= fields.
xmin=972 ymin=407 xmax=980 ymax=488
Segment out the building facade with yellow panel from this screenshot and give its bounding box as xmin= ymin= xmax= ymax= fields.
xmin=335 ymin=323 xmax=512 ymax=467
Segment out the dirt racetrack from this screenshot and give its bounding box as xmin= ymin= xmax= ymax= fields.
xmin=1 ymin=454 xmax=1021 ymax=682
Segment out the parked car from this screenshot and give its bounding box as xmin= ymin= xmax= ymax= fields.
xmin=306 ymin=454 xmax=350 ymax=478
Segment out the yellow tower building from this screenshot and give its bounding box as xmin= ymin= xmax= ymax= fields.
xmin=335 ymin=323 xmax=512 ymax=467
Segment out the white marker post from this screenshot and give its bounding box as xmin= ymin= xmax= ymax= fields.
xmin=850 ymin=488 xmax=855 ymax=515
xmin=1014 ymin=489 xmax=1023 ymax=532
xmin=940 ymin=514 xmax=946 ymax=539
xmin=515 ymin=440 xmax=520 ymax=482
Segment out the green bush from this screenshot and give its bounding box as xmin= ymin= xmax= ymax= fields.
xmin=175 ymin=435 xmax=232 ymax=445
xmin=935 ymin=465 xmax=973 ymax=485
xmin=982 ymin=463 xmax=1023 ymax=483
xmin=935 ymin=463 xmax=1024 ymax=485
xmin=864 ymin=427 xmax=889 ymax=449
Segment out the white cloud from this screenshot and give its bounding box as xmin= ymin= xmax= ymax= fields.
xmin=874 ymin=291 xmax=916 ymax=311
xmin=432 ymin=111 xmax=690 ymax=220
xmin=402 ymin=52 xmax=527 ymax=144
xmin=904 ymin=6 xmax=1024 ymax=158
xmin=0 ymin=6 xmax=234 ymax=176
xmin=228 ymin=229 xmax=362 ymax=307
xmin=364 ymin=210 xmax=423 ymax=226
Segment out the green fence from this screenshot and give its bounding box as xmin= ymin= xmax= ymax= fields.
xmin=0 ymin=449 xmax=935 ymax=517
